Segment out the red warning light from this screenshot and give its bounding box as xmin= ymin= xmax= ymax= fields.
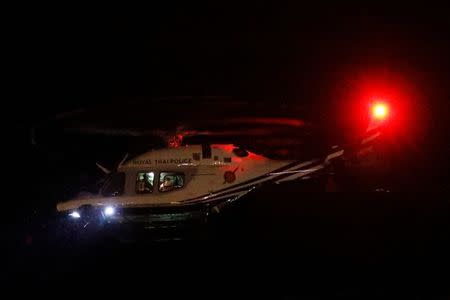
xmin=372 ymin=102 xmax=389 ymax=120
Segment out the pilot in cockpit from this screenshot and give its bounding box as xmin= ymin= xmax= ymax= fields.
xmin=159 ymin=176 xmax=174 ymax=192
xmin=136 ymin=173 xmax=153 ymax=193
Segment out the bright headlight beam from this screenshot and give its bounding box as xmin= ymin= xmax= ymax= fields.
xmin=69 ymin=211 xmax=81 ymax=219
xmin=104 ymin=206 xmax=115 ymax=216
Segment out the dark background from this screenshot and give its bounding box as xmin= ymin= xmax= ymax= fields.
xmin=4 ymin=3 xmax=450 ymax=296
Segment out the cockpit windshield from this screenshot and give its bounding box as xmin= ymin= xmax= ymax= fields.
xmin=100 ymin=172 xmax=125 ymax=197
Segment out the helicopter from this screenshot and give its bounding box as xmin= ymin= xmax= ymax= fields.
xmin=53 ymin=98 xmax=390 ymax=225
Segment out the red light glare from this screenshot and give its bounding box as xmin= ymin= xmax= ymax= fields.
xmin=372 ymin=103 xmax=389 ymax=120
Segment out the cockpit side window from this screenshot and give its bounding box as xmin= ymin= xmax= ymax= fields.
xmin=159 ymin=172 xmax=184 ymax=192
xmin=135 ymin=171 xmax=155 ymax=194
xmin=101 ymin=172 xmax=125 ymax=197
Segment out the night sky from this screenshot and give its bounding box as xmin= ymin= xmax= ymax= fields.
xmin=5 ymin=4 xmax=450 ymax=293
xmin=8 ymin=5 xmax=450 ymax=116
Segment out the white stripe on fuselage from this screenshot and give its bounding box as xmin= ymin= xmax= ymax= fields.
xmin=274 ymin=164 xmax=324 ymax=183
xmin=275 ymin=149 xmax=344 ymax=184
xmin=182 ymin=159 xmax=319 ymax=203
